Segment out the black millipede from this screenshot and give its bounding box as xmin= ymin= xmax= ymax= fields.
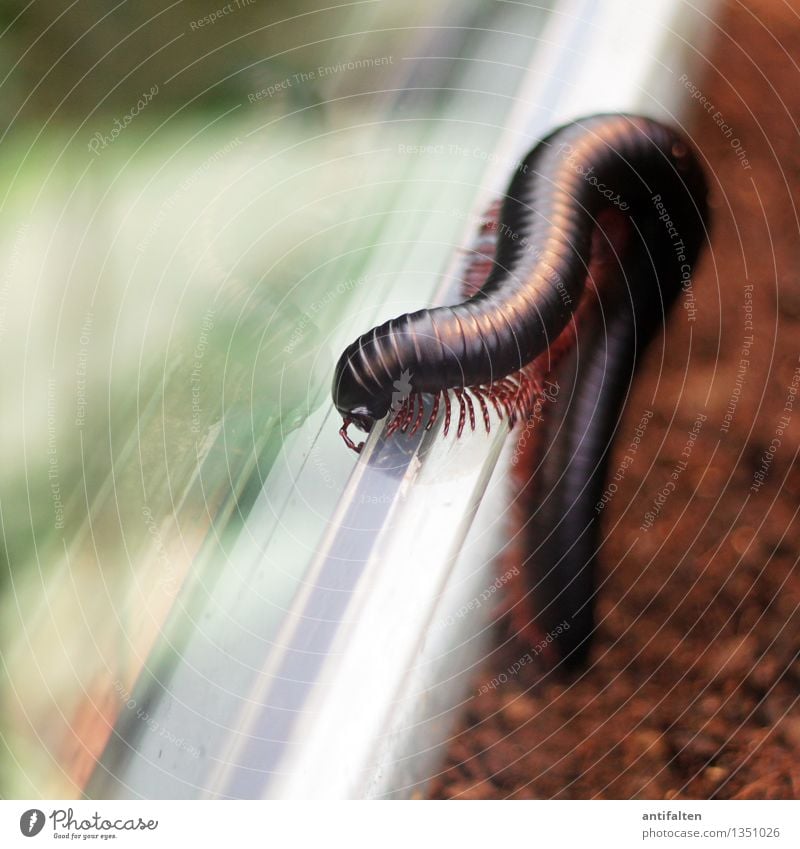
xmin=331 ymin=113 xmax=709 ymax=666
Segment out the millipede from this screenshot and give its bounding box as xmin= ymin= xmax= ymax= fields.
xmin=332 ymin=113 xmax=710 ymax=665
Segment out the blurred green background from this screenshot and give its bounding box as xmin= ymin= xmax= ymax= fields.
xmin=0 ymin=0 xmax=551 ymax=797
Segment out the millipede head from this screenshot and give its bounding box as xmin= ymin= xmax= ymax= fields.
xmin=332 ymin=343 xmax=392 ymax=452
xmin=332 ymin=337 xmax=388 ymax=404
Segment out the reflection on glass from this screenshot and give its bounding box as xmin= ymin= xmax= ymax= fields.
xmin=0 ymin=0 xmax=550 ymax=797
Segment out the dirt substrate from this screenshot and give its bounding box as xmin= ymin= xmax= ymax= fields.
xmin=430 ymin=0 xmax=800 ymax=800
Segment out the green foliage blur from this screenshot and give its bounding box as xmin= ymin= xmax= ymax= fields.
xmin=0 ymin=0 xmax=409 ymax=126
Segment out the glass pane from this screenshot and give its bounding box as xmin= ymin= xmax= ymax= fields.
xmin=0 ymin=0 xmax=554 ymax=797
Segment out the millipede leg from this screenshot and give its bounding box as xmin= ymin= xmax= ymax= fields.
xmin=463 ymin=389 xmax=476 ymax=433
xmin=495 ymin=380 xmax=516 ymax=423
xmin=471 ymin=387 xmax=492 ymax=433
xmin=426 ymin=392 xmax=441 ymax=431
xmin=509 ymin=373 xmax=525 ymax=422
xmin=443 ymin=391 xmax=452 ymax=436
xmin=454 ymin=388 xmax=467 ymax=438
xmin=513 ymin=381 xmax=528 ymax=420
xmin=483 ymin=384 xmax=505 ymax=420
xmin=400 ymin=393 xmax=417 ymax=432
xmin=385 ymin=405 xmax=403 ymax=437
xmin=493 ymin=387 xmax=511 ymax=422
xmin=518 ymin=371 xmax=537 ymax=416
xmin=410 ymin=392 xmax=425 ymax=435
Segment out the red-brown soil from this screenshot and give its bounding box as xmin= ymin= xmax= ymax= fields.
xmin=430 ymin=0 xmax=800 ymax=800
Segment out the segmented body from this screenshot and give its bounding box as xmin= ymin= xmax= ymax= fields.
xmin=332 ymin=113 xmax=708 ymax=453
xmin=332 ymin=113 xmax=709 ymax=664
